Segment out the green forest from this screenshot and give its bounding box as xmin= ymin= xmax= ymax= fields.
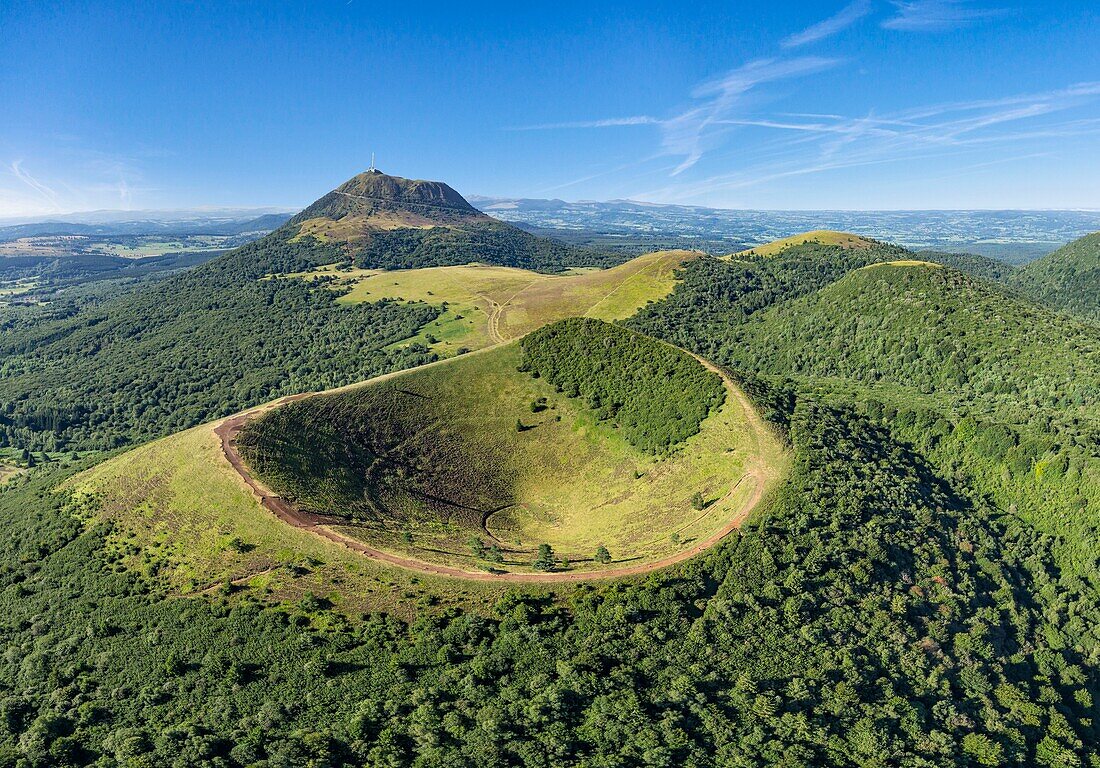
xmin=0 ymin=229 xmax=441 ymax=452
xmin=1010 ymin=233 xmax=1100 ymax=323
xmin=519 ymin=319 xmax=726 ymax=453
xmin=629 ymin=249 xmax=1099 ymax=584
xmin=0 ymin=231 xmax=1097 ymax=766
xmin=345 ymin=222 xmax=617 ymax=273
xmin=0 ymin=393 xmax=1094 ymax=766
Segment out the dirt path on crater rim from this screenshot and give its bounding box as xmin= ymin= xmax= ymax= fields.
xmin=213 ymin=336 xmax=779 ymax=583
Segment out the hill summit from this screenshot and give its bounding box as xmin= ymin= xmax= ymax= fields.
xmin=281 ymin=169 xmax=603 ymax=272
xmin=735 ymin=230 xmax=878 ymax=258
xmin=289 ymin=170 xmax=490 ymax=234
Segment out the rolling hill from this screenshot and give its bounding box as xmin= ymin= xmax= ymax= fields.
xmin=634 ymin=249 xmax=1100 ymax=582
xmin=732 ymin=229 xmax=879 ymax=257
xmin=0 ymin=223 xmax=1097 ymax=766
xmin=727 ymin=261 xmax=1099 ymax=421
xmin=1010 ymin=231 xmax=1100 ymax=322
xmin=63 ymin=248 xmax=725 ymax=585
xmin=288 ymin=248 xmax=693 ymax=355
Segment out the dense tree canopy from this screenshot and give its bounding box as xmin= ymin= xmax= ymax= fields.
xmin=1010 ymin=232 xmax=1100 ymax=323
xmin=519 ymin=318 xmax=725 ymax=454
xmin=0 ymin=235 xmax=1096 ymax=766
xmin=0 ymin=230 xmax=440 ymax=451
xmin=0 ymin=393 xmax=1095 ymax=766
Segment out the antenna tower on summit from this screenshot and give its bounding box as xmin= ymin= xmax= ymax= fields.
xmin=369 ymin=153 xmax=376 ymax=173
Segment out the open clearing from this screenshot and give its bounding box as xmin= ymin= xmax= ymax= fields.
xmin=863 ymin=259 xmax=943 ymax=269
xmin=0 ymin=463 xmax=24 ymax=485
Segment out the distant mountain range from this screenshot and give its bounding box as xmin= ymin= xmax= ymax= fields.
xmin=0 ymin=211 xmax=292 ymax=239
xmin=6 ymin=192 xmax=1100 ymax=263
xmin=470 ymin=196 xmax=1100 ymax=263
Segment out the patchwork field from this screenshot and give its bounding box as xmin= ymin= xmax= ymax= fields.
xmin=235 ymin=323 xmax=786 ymax=576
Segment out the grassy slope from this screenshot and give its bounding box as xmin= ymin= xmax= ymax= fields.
xmin=77 ymin=248 xmax=772 ymax=581
xmin=70 ymin=422 xmax=511 ymax=614
xmin=238 ymin=338 xmax=783 ymax=573
xmin=288 ymin=249 xmax=694 ymax=355
xmin=1011 ymin=231 xmax=1100 ymax=322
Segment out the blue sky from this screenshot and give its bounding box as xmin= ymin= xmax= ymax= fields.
xmin=1 ymin=0 xmax=1098 ymax=215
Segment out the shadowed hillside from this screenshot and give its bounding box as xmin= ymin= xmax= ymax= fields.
xmin=1011 ymin=232 xmax=1100 ymax=322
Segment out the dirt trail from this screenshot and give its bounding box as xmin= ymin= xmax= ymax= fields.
xmin=213 ymin=348 xmax=775 ymax=583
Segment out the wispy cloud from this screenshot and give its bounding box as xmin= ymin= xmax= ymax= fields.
xmin=782 ymin=0 xmax=873 ymax=48
xmin=666 ymin=56 xmax=843 ymax=173
xmin=883 ymin=0 xmax=1003 ymax=31
xmin=495 ymin=7 xmax=1090 ymax=207
xmin=508 ymin=116 xmax=658 ymax=131
xmin=635 ymin=80 xmax=1100 ymax=202
xmin=9 ymin=161 xmax=63 ymax=211
xmin=507 ymin=56 xmax=842 ymax=175
xmin=1 ymin=149 xmax=154 ymax=217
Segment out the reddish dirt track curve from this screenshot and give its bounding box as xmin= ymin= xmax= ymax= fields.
xmin=213 ymin=355 xmax=773 ymax=583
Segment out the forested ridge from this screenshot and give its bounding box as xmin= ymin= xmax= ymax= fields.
xmin=0 ymin=230 xmax=441 ymax=451
xmin=519 ymin=319 xmax=725 ymax=454
xmin=629 ymin=251 xmax=1099 ymax=585
xmin=344 ymin=222 xmax=617 ymax=273
xmin=1010 ymin=233 xmax=1100 ymax=323
xmin=0 ymin=173 xmax=631 ymax=452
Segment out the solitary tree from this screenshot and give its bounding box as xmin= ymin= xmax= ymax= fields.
xmin=487 ymin=545 xmax=504 ymax=564
xmin=533 ymin=543 xmax=556 ymax=571
xmin=691 ymin=491 xmax=705 ymax=511
xmin=595 ymin=545 xmax=611 ymax=564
